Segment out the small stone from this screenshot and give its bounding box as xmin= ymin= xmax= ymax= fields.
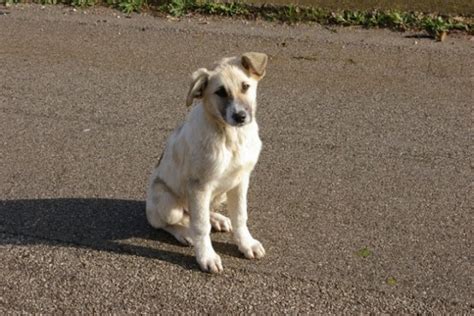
xmin=436 ymin=31 xmax=447 ymax=42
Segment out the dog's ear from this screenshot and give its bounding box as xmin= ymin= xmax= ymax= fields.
xmin=241 ymin=52 xmax=268 ymax=79
xmin=186 ymin=68 xmax=210 ymax=107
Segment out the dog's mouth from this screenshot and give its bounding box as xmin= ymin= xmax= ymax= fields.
xmin=231 ymin=121 xmax=247 ymax=128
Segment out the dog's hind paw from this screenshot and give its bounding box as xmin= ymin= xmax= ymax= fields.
xmin=163 ymin=225 xmax=194 ymax=246
xmin=175 ymin=233 xmax=194 ymax=246
xmin=210 ymin=212 xmax=232 ymax=232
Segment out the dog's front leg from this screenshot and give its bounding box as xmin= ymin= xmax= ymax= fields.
xmin=188 ymin=182 xmax=223 ymax=273
xmin=227 ymin=175 xmax=266 ymax=259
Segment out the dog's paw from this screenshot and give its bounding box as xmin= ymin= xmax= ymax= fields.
xmin=239 ymin=239 xmax=266 ymax=259
xmin=175 ymin=232 xmax=194 ymax=246
xmin=197 ymin=251 xmax=223 ymax=273
xmin=210 ymin=212 xmax=232 ymax=232
xmin=164 ymin=225 xmax=194 ymax=246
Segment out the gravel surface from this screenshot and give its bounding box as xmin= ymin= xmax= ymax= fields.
xmin=1 ymin=4 xmax=473 ymax=313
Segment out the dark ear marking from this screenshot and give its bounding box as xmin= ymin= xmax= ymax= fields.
xmin=186 ymin=68 xmax=210 ymax=107
xmin=194 ymin=77 xmax=208 ymax=98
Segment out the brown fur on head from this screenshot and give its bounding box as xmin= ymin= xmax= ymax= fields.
xmin=241 ymin=52 xmax=268 ymax=78
xmin=185 ymin=52 xmax=268 ymax=128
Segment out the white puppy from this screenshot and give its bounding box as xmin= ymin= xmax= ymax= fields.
xmin=146 ymin=52 xmax=268 ymax=273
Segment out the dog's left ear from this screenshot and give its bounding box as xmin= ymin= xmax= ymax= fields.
xmin=186 ymin=68 xmax=210 ymax=107
xmin=241 ymin=52 xmax=268 ymax=80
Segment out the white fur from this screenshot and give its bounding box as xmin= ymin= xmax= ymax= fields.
xmin=146 ymin=53 xmax=267 ymax=273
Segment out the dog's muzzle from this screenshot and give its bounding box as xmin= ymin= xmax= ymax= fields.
xmin=226 ymin=102 xmax=251 ymax=127
xmin=232 ymin=111 xmax=247 ymax=125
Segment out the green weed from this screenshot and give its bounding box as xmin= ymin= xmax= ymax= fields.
xmin=2 ymin=0 xmax=472 ymax=39
xmin=386 ymin=276 xmax=398 ymax=286
xmin=199 ymin=1 xmax=248 ymax=16
xmin=103 ymin=0 xmax=144 ymax=13
xmin=163 ymin=0 xmax=248 ymax=17
xmin=71 ymin=0 xmax=95 ymax=6
xmin=422 ymin=16 xmax=450 ymax=40
xmin=165 ymin=0 xmax=195 ymax=17
xmin=4 ymin=0 xmax=20 ymax=5
xmin=119 ymin=0 xmax=144 ymax=14
xmin=118 ymin=0 xmax=144 ymax=13
xmin=356 ymin=247 xmax=373 ymax=258
xmin=39 ymin=0 xmax=59 ymax=4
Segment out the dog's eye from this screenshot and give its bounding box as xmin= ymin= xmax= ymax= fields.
xmin=215 ymin=86 xmax=228 ymax=98
xmin=242 ymin=82 xmax=250 ymax=92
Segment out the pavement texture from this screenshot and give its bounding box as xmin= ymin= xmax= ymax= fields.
xmin=0 ymin=4 xmax=473 ymax=313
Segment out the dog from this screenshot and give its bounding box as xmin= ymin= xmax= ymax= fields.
xmin=146 ymin=52 xmax=268 ymax=273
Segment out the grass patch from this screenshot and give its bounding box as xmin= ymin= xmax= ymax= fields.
xmin=199 ymin=1 xmax=248 ymax=16
xmin=356 ymin=246 xmax=373 ymax=258
xmin=386 ymin=276 xmax=398 ymax=286
xmin=71 ymin=0 xmax=95 ymax=6
xmin=255 ymin=6 xmax=472 ymax=38
xmin=165 ymin=0 xmax=193 ymax=16
xmin=157 ymin=1 xmax=473 ymax=39
xmin=162 ymin=0 xmax=248 ymax=17
xmin=2 ymin=0 xmax=472 ymax=38
xmin=117 ymin=0 xmax=143 ymax=14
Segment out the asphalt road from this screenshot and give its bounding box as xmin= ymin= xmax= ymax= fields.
xmin=1 ymin=4 xmax=473 ymax=313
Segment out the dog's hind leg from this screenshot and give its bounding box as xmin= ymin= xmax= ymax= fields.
xmin=146 ymin=189 xmax=183 ymax=227
xmin=162 ymin=224 xmax=194 ymax=246
xmin=146 ymin=183 xmax=193 ymax=245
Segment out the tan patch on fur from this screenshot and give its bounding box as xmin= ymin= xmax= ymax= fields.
xmin=241 ymin=52 xmax=268 ymax=79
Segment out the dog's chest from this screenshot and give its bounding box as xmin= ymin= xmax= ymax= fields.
xmin=215 ymin=135 xmax=261 ymax=191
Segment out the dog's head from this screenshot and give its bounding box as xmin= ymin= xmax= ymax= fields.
xmin=186 ymin=52 xmax=268 ymax=127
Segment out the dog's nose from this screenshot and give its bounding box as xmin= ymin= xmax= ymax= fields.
xmin=232 ymin=111 xmax=247 ymax=124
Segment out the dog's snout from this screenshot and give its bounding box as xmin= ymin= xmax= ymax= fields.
xmin=232 ymin=111 xmax=247 ymax=124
